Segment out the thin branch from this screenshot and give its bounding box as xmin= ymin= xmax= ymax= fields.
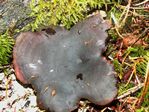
xmin=117 ymin=83 xmax=144 ymax=100
xmin=120 ymin=0 xmax=132 ymax=26
xmin=120 ymin=5 xmax=149 ymax=10
xmin=131 ymin=27 xmax=149 ymax=47
xmin=133 ymin=0 xmax=149 ymax=6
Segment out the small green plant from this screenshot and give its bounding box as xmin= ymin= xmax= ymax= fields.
xmin=125 ymin=46 xmax=149 ymax=76
xmin=136 ymin=51 xmax=149 ymax=76
xmin=136 ymin=107 xmax=149 ymax=112
xmin=113 ymin=59 xmax=123 ymax=79
xmin=0 ymin=31 xmax=14 ymax=66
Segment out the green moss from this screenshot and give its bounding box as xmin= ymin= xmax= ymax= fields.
xmin=113 ymin=59 xmax=123 ymax=79
xmin=108 ymin=29 xmax=118 ymax=40
xmin=26 ymin=0 xmax=122 ymax=31
xmin=118 ymin=83 xmax=134 ymax=95
xmin=0 ymin=31 xmax=14 ymax=66
xmin=28 ymin=0 xmax=103 ymax=30
xmin=128 ymin=46 xmax=147 ymax=58
xmin=136 ymin=107 xmax=149 ymax=112
xmin=125 ymin=46 xmax=149 ymax=76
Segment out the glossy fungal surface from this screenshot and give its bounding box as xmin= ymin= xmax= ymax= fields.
xmin=13 ymin=14 xmax=117 ymax=112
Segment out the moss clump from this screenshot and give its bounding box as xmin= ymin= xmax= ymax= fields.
xmin=29 ymin=0 xmax=104 ymax=30
xmin=0 ymin=31 xmax=14 ymax=65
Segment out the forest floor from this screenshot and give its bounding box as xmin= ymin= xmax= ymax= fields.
xmin=0 ymin=0 xmax=149 ymax=112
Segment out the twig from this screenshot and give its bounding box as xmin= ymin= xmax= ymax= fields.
xmin=120 ymin=5 xmax=149 ymax=10
xmin=115 ymin=28 xmax=124 ymax=38
xmin=133 ymin=0 xmax=149 ymax=6
xmin=125 ymin=65 xmax=136 ymax=87
xmin=120 ymin=0 xmax=132 ymax=26
xmin=118 ymin=5 xmax=149 ymax=17
xmin=131 ymin=27 xmax=149 ymax=47
xmin=117 ymin=83 xmax=144 ymax=100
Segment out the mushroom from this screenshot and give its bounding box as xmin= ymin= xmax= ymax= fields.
xmin=13 ymin=13 xmax=117 ymax=112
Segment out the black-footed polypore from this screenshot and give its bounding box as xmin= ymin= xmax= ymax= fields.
xmin=13 ymin=13 xmax=117 ymax=112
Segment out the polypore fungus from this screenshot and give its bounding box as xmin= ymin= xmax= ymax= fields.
xmin=13 ymin=14 xmax=117 ymax=112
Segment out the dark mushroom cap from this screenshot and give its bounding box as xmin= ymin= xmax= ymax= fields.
xmin=13 ymin=13 xmax=117 ymax=112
